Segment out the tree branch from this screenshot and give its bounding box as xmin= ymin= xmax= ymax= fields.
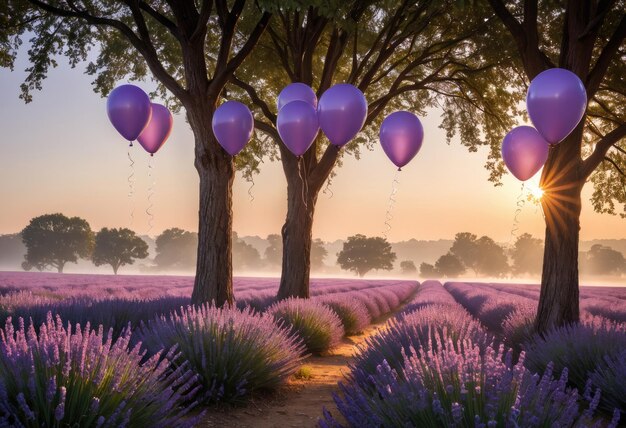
xmin=27 ymin=0 xmax=187 ymax=100
xmin=231 ymin=74 xmax=276 ymax=123
xmin=309 ymin=144 xmax=341 ymax=189
xmin=603 ymin=156 xmax=626 ymax=177
xmin=582 ymin=122 xmax=626 ymax=178
xmin=586 ymin=13 xmax=626 ymax=97
xmin=137 ymin=1 xmax=180 ymax=39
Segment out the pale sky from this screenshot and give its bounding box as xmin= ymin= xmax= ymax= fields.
xmin=1 ymin=50 xmax=624 ymax=243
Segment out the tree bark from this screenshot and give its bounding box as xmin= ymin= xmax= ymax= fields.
xmin=189 ymin=105 xmax=235 ymax=307
xmin=535 ymin=125 xmax=584 ymax=333
xmin=277 ymin=156 xmax=319 ymax=300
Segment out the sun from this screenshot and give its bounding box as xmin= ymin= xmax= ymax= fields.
xmin=528 ymin=184 xmax=544 ymax=200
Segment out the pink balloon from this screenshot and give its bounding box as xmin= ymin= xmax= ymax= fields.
xmin=379 ymin=111 xmax=424 ymax=169
xmin=137 ymin=103 xmax=173 ymax=155
xmin=501 ymin=126 xmax=549 ymax=181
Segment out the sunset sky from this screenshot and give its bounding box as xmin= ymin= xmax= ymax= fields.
xmin=1 ymin=50 xmax=624 ymax=243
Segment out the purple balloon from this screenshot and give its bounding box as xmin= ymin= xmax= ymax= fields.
xmin=501 ymin=126 xmax=549 ymax=181
xmin=527 ymin=68 xmax=587 ymax=144
xmin=137 ymin=103 xmax=173 ymax=156
xmin=318 ymin=83 xmax=367 ymax=147
xmin=277 ymin=100 xmax=319 ymax=156
xmin=106 ymin=84 xmax=152 ymax=141
xmin=212 ymin=101 xmax=254 ymax=156
xmin=380 ymin=111 xmax=424 ymax=169
xmin=278 ymin=83 xmax=317 ymax=111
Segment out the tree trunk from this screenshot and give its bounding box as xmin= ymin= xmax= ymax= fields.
xmin=113 ymin=264 xmax=119 ymax=275
xmin=535 ymin=126 xmax=584 ymax=333
xmin=57 ymin=264 xmax=63 ymax=274
xmin=189 ymin=105 xmax=235 ymax=307
xmin=277 ymin=158 xmax=319 ymax=300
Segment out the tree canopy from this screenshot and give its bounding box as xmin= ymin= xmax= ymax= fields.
xmin=92 ymin=227 xmax=149 ymax=274
xmin=336 ymin=234 xmax=396 ymax=277
xmin=434 ymin=253 xmax=466 ymax=278
xmin=21 ymin=213 xmax=94 ymax=273
xmin=154 ymin=228 xmax=197 ymax=271
xmin=511 ymin=233 xmax=543 ymax=276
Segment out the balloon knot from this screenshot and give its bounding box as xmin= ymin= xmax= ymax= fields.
xmin=129 ymin=141 xmax=133 ymax=147
xmin=150 ymin=153 xmax=154 ymax=157
xmin=397 ymin=167 xmax=402 ymax=172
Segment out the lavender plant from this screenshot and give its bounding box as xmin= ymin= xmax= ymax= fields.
xmin=323 ymin=335 xmax=611 ymax=428
xmin=351 ymin=304 xmax=490 ymax=381
xmin=319 ymin=297 xmax=370 ymax=336
xmin=0 ymin=313 xmax=201 ymax=427
xmin=267 ymin=298 xmax=344 ymax=354
xmin=524 ymin=319 xmax=626 ymax=415
xmin=138 ymin=304 xmax=305 ymax=403
xmin=590 ymin=350 xmax=626 ymax=415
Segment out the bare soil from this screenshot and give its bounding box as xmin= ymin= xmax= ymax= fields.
xmin=202 ymin=321 xmax=389 ymax=428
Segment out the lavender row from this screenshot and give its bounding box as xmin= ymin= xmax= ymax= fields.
xmin=322 ymin=281 xmax=620 ymax=427
xmin=470 ymin=282 xmax=626 ymax=323
xmin=443 ymin=281 xmax=537 ymax=334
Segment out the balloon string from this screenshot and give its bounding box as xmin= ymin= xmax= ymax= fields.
xmin=509 ymin=182 xmax=525 ymax=245
xmin=322 ymin=175 xmax=334 ymax=199
xmin=383 ymin=171 xmax=400 ymax=240
xmin=146 ymin=156 xmax=155 ymax=234
xmin=297 ymin=157 xmax=308 ymax=210
xmin=127 ymin=149 xmax=135 ymax=227
xmin=247 ymin=177 xmax=255 ymax=202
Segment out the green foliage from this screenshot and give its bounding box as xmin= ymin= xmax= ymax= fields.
xmin=336 ymin=234 xmax=396 ymax=277
xmin=92 ymin=228 xmax=149 ymax=274
xmin=434 ymin=253 xmax=465 ymax=278
xmin=154 ymin=228 xmax=197 ymax=270
xmin=511 ymin=233 xmax=543 ymax=276
xmin=21 ymin=213 xmax=94 ymax=273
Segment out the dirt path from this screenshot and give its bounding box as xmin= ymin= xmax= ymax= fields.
xmin=202 ymin=320 xmax=389 ymax=428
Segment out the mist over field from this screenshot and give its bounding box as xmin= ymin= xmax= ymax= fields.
xmin=1 ymin=231 xmax=624 ymax=285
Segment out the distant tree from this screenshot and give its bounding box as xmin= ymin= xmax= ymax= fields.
xmin=311 ymin=239 xmax=328 ymax=270
xmin=337 ymin=235 xmax=396 ymax=278
xmin=264 ymin=234 xmax=282 ymax=267
xmin=435 ymin=253 xmax=466 ymax=278
xmin=450 ymin=233 xmax=480 ymax=274
xmin=21 ymin=213 xmax=94 ymax=273
xmin=232 ymin=232 xmax=262 ymax=271
xmin=475 ymin=236 xmax=509 ymax=277
xmin=154 ymin=228 xmax=198 ymax=271
xmin=92 ymin=228 xmax=148 ymax=274
xmin=511 ymin=233 xmax=543 ymax=276
xmin=400 ymin=260 xmax=418 ymax=275
xmin=419 ymin=262 xmax=438 ymax=278
xmin=582 ymin=245 xmax=626 ymax=276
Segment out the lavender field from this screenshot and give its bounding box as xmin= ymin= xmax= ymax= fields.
xmin=0 ymin=272 xmax=624 ymax=427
